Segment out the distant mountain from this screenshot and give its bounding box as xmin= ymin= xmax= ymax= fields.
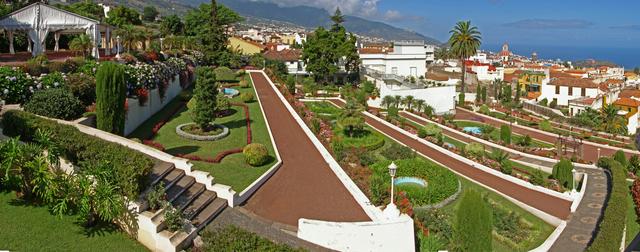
xmin=208 ymin=0 xmax=441 ymax=44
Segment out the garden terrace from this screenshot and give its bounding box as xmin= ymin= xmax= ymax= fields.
xmin=452 ymin=120 xmax=555 ymax=148
xmin=281 ymin=96 xmax=554 ymax=250
xmin=129 ymin=73 xmax=277 ymax=191
xmin=0 ymin=191 xmax=146 ymax=251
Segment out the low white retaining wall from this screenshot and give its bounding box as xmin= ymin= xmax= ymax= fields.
xmin=124 ymin=75 xmax=182 ymax=136
xmin=529 ymin=221 xmax=568 ymax=252
xmin=298 ymin=216 xmax=415 ymax=252
xmin=570 ymin=173 xmax=588 ymax=213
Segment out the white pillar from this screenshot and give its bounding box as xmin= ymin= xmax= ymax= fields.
xmin=54 ymin=31 xmax=60 ymax=52
xmin=8 ymin=31 xmax=14 ymax=54
xmin=27 ymin=37 xmax=32 ymax=53
xmin=105 ymin=27 xmax=111 ymax=56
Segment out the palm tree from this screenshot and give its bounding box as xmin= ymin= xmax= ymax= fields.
xmin=488 ymin=148 xmax=510 ymax=163
xmin=448 ymin=21 xmax=482 ymax=104
xmin=403 ymin=95 xmax=415 ymax=110
xmin=140 ymin=27 xmax=156 ymax=50
xmin=414 ymin=99 xmax=425 ymax=113
xmin=423 ymin=104 xmax=434 ymax=117
xmin=381 ymin=95 xmax=395 ymax=110
xmin=393 ymin=95 xmax=402 ymax=108
xmin=115 ymin=25 xmax=143 ymax=53
xmin=69 ymin=34 xmax=93 ymax=58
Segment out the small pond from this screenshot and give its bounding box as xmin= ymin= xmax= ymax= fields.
xmin=223 ymin=88 xmax=239 ymax=97
xmin=394 ymin=176 xmax=428 ymax=187
xmin=462 ymin=126 xmax=482 ymax=135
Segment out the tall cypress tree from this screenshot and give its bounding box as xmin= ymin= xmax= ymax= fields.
xmin=95 ymin=62 xmax=126 ymax=135
xmin=192 ymin=67 xmax=218 ymax=130
xmin=455 ymin=190 xmax=492 ymax=252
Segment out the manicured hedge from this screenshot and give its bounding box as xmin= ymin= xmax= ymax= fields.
xmin=2 ymin=110 xmax=154 ymax=199
xmin=23 ymin=88 xmax=84 ymax=120
xmin=587 ymin=158 xmax=628 ymax=251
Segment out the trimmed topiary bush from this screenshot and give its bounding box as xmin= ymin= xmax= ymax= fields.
xmin=454 ymin=190 xmax=492 ymax=252
xmin=500 ymin=125 xmax=511 ymax=145
xmin=243 ymin=143 xmax=269 ymax=166
xmin=95 ymin=61 xmax=127 ymax=135
xmin=24 ymin=88 xmax=84 ymax=120
xmin=192 ymin=67 xmax=218 ymax=130
xmin=613 ymin=150 xmax=628 ymax=170
xmin=214 ymin=66 xmax=237 ymax=82
xmin=479 ymin=104 xmax=490 ymax=114
xmin=552 ymin=158 xmax=574 ymax=190
xmin=240 ymin=92 xmax=254 ymax=103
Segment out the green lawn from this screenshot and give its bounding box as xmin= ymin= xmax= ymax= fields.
xmin=453 ymin=120 xmax=554 ymax=148
xmin=438 ymin=178 xmax=555 ymax=251
xmin=129 ymin=74 xmax=276 ymax=191
xmin=0 ymin=191 xmax=146 ymax=252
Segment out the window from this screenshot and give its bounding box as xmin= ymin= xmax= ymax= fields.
xmin=581 ymin=88 xmax=586 ymax=96
xmin=555 ymin=85 xmax=560 ymax=94
xmin=391 ymin=67 xmax=398 ymax=75
xmin=568 ymin=87 xmax=573 ymax=95
xmin=410 ymin=67 xmax=417 ymax=77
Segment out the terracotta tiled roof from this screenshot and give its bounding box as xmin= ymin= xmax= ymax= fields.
xmin=620 ymin=89 xmax=640 ymax=99
xmin=550 ymin=71 xmax=577 ymax=79
xmin=263 ymin=49 xmax=301 ymax=62
xmin=614 ymin=97 xmax=640 ymax=107
xmin=565 ymin=70 xmax=587 ymax=75
xmin=603 ymin=79 xmax=624 ymax=85
xmin=427 ymin=74 xmax=449 ymax=81
xmin=571 ymin=97 xmax=596 ymax=105
xmin=549 ymin=77 xmax=598 ymax=88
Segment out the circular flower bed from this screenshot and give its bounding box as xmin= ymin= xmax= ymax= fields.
xmin=176 ymin=123 xmax=229 ymax=141
xmin=370 ymin=159 xmax=459 ymax=207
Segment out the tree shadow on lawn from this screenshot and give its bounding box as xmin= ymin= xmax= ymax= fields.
xmin=76 ymin=220 xmax=121 ymax=238
xmin=166 ymin=145 xmax=201 ymax=154
xmin=217 ymin=108 xmax=238 ymax=118
xmin=221 ymin=118 xmax=252 ymax=130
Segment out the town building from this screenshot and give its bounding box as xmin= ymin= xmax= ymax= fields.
xmin=499 ymin=43 xmax=511 ymax=62
xmin=540 ymin=77 xmax=621 ymax=115
xmin=263 ymin=48 xmax=306 ymax=75
xmin=465 ymin=60 xmax=504 ymax=82
xmin=359 ymin=40 xmax=427 ymax=78
xmin=228 ymin=37 xmax=265 ymax=55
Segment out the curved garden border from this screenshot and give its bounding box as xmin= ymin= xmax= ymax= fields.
xmin=142 ymin=101 xmax=253 ymax=163
xmin=175 ymin=123 xmax=229 ymax=141
xmin=414 ymin=180 xmax=462 ymax=210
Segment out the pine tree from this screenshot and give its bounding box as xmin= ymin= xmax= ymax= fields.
xmin=455 ymin=190 xmax=492 ymax=252
xmin=192 ymin=67 xmax=219 ymax=130
xmin=95 ymin=62 xmax=126 ymax=135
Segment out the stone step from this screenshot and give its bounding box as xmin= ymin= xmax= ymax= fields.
xmin=166 ymin=175 xmax=196 ymax=203
xmin=148 ymin=161 xmax=175 ymax=186
xmin=183 ymin=190 xmax=216 ymax=220
xmin=160 ymin=169 xmax=185 ymax=190
xmin=190 ymin=198 xmax=227 ymax=229
xmin=173 ymin=183 xmax=205 ymax=212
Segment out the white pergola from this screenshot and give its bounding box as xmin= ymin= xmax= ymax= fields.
xmin=0 ymin=2 xmax=113 ymax=59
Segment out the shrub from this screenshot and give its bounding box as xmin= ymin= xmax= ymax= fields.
xmin=587 ymin=158 xmax=628 ymax=251
xmin=96 ymin=62 xmax=127 ymax=135
xmin=381 ymin=142 xmax=415 ymax=160
xmin=243 ymin=143 xmax=269 ymax=166
xmin=464 ymin=142 xmax=485 ymax=160
xmin=192 ymin=67 xmax=219 ymax=129
xmin=240 ymin=92 xmax=254 ymax=103
xmin=538 ymin=98 xmax=548 ymax=106
xmin=530 ymin=169 xmax=546 ymax=186
xmin=214 ymin=66 xmax=237 ymax=82
xmin=387 ymin=106 xmax=399 ymax=118
xmin=40 ymin=72 xmax=66 ymax=89
xmin=424 ymin=124 xmax=442 ymax=136
xmin=24 ymin=88 xmax=84 ymax=120
xmin=454 ymin=190 xmax=492 ymax=252
xmin=500 ymin=160 xmax=512 ymax=175
xmin=216 ymin=94 xmax=230 ymax=113
xmin=0 ymin=66 xmax=35 ymax=104
xmin=2 ymin=110 xmax=154 ymax=199
xmin=479 ymin=104 xmax=490 ymax=114
xmin=24 ymin=55 xmax=49 ymax=76
xmin=417 ymin=128 xmax=427 ymax=138
xmin=539 ymin=120 xmax=553 ymax=132
xmin=500 ymin=125 xmax=511 ymax=145
xmin=613 ymin=150 xmax=628 ymax=170
xmin=331 ymin=138 xmax=346 ymax=162
xmin=549 ymin=99 xmax=557 ymax=108
xmin=358 ymin=150 xmax=378 ymax=167
xmin=164 ymin=205 xmax=187 ymax=232
xmin=415 ymin=209 xmax=453 ymax=242
xmin=201 ymin=225 xmax=301 ymax=252
xmin=146 ymin=182 xmax=166 ymax=211
xmin=552 ymin=158 xmax=574 ymax=190
xmin=630 ymin=155 xmax=640 ymax=175
xmin=518 ymin=134 xmax=532 ymax=147
xmin=65 ymin=73 xmax=96 ymax=106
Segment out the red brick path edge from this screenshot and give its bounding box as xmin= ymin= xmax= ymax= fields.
xmin=142 ymin=101 xmax=253 ymax=163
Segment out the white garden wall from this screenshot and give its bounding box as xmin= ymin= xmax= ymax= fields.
xmin=124 ymin=75 xmax=182 ymax=135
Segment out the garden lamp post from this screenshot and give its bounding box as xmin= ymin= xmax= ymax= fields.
xmin=572 ymin=169 xmax=577 ymax=192
xmin=383 ymin=162 xmax=400 ymax=219
xmin=115 ymin=35 xmax=121 ymax=59
xmin=597 ymin=148 xmax=601 ymax=158
xmin=159 ymin=38 xmax=164 ymax=52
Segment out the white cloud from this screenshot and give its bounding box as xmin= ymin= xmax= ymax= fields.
xmin=253 ymin=0 xmax=379 ymax=17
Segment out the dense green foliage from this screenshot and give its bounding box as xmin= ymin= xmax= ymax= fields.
xmin=24 ymin=88 xmax=84 ymax=120
xmin=587 ymin=158 xmax=629 ymax=251
xmin=500 ymin=125 xmax=511 ymax=144
xmin=243 ymin=143 xmax=270 ymax=166
xmin=200 ymin=225 xmax=302 ymax=251
xmin=142 ymin=6 xmax=159 ymax=22
xmin=338 ymin=98 xmax=365 ymax=137
xmin=381 ymin=142 xmax=415 ymax=160
xmin=370 ymin=159 xmax=459 ymax=206
xmin=2 ymin=110 xmax=154 ymax=199
xmin=65 ymin=72 xmax=96 ymax=106
xmin=214 ymin=67 xmax=237 ymax=82
xmin=192 ymin=67 xmax=219 ymax=129
xmin=464 ymin=142 xmax=484 ymax=160
xmin=454 ymin=190 xmax=492 ymax=252
xmin=184 ymin=2 xmax=243 ymax=65
xmin=613 ymin=150 xmax=628 ymax=169
xmin=95 ymin=62 xmax=126 ymax=135
xmin=106 ymin=6 xmax=142 ymax=27
xmin=552 ymin=158 xmax=574 ymax=190
xmin=240 ymin=92 xmax=254 ymax=103
xmin=423 ymin=124 xmax=442 ymax=136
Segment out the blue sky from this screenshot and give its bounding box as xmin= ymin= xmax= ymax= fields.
xmin=375 ymin=0 xmax=640 ymax=49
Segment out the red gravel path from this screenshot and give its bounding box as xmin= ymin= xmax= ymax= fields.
xmin=243 ymin=72 xmax=370 ymax=227
xmin=455 ymin=108 xmax=636 ymax=162
xmin=329 ymin=100 xmax=572 ymax=220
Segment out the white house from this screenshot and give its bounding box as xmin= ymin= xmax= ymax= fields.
xmin=469 ymin=51 xmax=489 ymax=64
xmin=360 ymin=40 xmax=427 ymax=78
xmin=425 ymin=44 xmax=435 ymax=65
xmin=263 ymin=49 xmax=307 ymax=75
xmin=465 ymin=60 xmax=504 ymax=82
xmin=540 ymin=77 xmax=620 ymax=109
xmin=364 ymin=75 xmax=456 ymax=115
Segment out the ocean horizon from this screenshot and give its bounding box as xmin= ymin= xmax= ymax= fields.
xmin=483 ymin=44 xmax=640 ymax=69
